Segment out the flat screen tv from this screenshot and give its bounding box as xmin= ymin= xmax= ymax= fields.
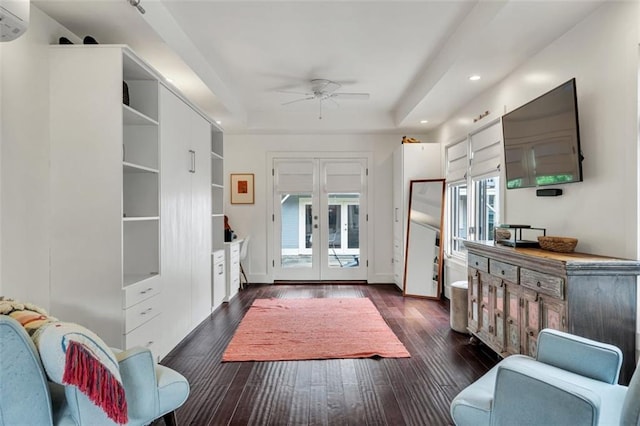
xmin=502 ymin=78 xmax=583 ymax=189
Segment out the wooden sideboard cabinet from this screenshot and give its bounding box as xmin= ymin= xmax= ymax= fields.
xmin=464 ymin=240 xmax=640 ymax=385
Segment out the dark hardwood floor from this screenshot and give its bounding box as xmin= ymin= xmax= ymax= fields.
xmin=159 ymin=284 xmax=499 ymax=426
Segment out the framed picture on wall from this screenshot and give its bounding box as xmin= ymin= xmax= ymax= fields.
xmin=230 ymin=173 xmax=255 ymax=204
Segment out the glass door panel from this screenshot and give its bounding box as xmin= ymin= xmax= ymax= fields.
xmin=325 ymin=194 xmax=360 ymax=271
xmin=280 ymin=193 xmax=314 ymax=270
xmin=347 ymin=204 xmax=359 ymax=250
xmin=272 ymin=157 xmax=367 ymax=281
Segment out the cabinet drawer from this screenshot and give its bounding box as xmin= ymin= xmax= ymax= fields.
xmin=489 ymin=259 xmax=518 ymax=283
xmin=521 ymin=268 xmax=564 ymax=299
xmin=213 ymin=249 xmax=224 ymax=264
xmin=125 ymin=314 xmax=161 ymax=357
xmin=231 ymin=275 xmax=240 ymax=288
xmin=125 ymin=294 xmax=161 ymax=333
xmin=468 ymin=253 xmax=489 ymax=272
xmin=229 ymin=243 xmax=240 ymax=257
xmin=123 ymin=276 xmax=161 ymax=309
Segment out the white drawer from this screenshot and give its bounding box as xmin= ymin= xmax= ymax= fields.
xmin=213 ymin=249 xmax=225 ymax=264
xmin=229 ymin=243 xmax=240 ymax=257
xmin=125 ymin=294 xmax=161 ymax=333
xmin=123 ymin=276 xmax=161 ymax=309
xmin=231 ymin=275 xmax=240 ymax=287
xmin=125 ymin=314 xmax=161 ymax=358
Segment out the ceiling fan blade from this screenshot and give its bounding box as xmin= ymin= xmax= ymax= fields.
xmin=331 ymin=93 xmax=370 ymax=100
xmin=277 ymin=90 xmax=312 ymax=95
xmin=281 ymin=96 xmax=315 ymax=106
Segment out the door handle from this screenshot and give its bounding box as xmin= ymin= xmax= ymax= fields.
xmin=189 ymin=150 xmax=196 ymax=173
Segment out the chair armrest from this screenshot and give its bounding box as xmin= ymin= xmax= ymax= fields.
xmin=536 ymin=328 xmax=622 ymax=384
xmin=117 ymin=347 xmax=159 ymax=421
xmin=491 ymin=358 xmax=602 ymax=426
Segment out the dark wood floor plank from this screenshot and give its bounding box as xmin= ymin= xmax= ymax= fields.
xmin=159 ymin=283 xmax=498 ymax=426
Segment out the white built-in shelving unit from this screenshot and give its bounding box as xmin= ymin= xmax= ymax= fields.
xmin=49 ymin=45 xmax=225 ymax=360
xmin=50 ymin=45 xmax=162 ymax=357
xmin=211 ymin=128 xmax=226 ymax=307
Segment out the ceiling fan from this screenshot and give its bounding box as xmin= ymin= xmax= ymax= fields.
xmin=279 ymin=79 xmax=370 ymax=119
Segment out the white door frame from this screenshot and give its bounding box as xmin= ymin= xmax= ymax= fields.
xmin=267 ymin=151 xmax=373 ymax=282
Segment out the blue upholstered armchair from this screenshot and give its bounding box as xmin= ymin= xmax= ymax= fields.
xmin=451 ymin=328 xmax=640 ymax=426
xmin=0 ymin=315 xmax=189 ymax=425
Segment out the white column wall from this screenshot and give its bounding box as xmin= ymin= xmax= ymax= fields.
xmin=0 ymin=6 xmax=80 ymax=307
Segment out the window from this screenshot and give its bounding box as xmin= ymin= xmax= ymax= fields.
xmin=445 ymin=121 xmax=503 ymax=258
xmin=448 ymin=182 xmax=467 ymax=254
xmin=472 ymin=175 xmax=500 ymax=241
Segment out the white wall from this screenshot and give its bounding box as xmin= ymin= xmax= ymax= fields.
xmin=224 ymin=133 xmax=430 ymax=283
xmin=0 ymin=6 xmax=80 ymax=307
xmin=434 ymin=1 xmax=639 ymax=259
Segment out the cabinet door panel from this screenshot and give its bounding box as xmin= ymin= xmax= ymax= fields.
xmin=521 ymin=288 xmax=541 ymax=357
xmin=467 ymin=270 xmax=481 ymax=332
xmin=492 ymin=278 xmax=506 ymax=353
xmin=478 ymin=274 xmax=491 ymax=341
xmin=160 ymin=87 xmax=193 ymax=348
xmin=505 ymin=283 xmax=521 ymax=355
xmin=190 ymin=110 xmax=213 ymax=325
xmin=541 ymin=297 xmax=567 ymax=332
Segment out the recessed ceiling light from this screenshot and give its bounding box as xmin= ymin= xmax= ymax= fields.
xmin=469 ymin=75 xmax=481 ymax=81
xmin=216 ymin=120 xmax=222 ymax=125
xmin=420 ymin=120 xmax=429 ymax=124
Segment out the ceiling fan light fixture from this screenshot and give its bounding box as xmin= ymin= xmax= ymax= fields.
xmin=469 ymin=75 xmax=481 ymax=81
xmin=420 ymin=120 xmax=429 ymax=124
xmin=279 ymin=78 xmax=370 ymax=114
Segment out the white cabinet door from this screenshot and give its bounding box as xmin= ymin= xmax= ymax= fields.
xmin=212 ymin=250 xmax=226 ymax=308
xmin=160 ymin=87 xmax=193 ymax=351
xmin=392 ymin=143 xmax=442 ymax=288
xmin=190 ymin=111 xmax=212 ymax=325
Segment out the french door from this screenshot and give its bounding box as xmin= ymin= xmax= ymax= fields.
xmin=272 ymin=157 xmax=367 ymax=281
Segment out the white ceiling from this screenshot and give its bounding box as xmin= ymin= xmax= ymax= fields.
xmin=35 ymin=0 xmax=605 ymax=135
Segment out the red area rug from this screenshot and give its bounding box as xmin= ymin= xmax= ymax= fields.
xmin=222 ymin=298 xmax=410 ymax=362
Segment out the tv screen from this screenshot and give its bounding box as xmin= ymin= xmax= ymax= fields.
xmin=502 ymin=78 xmax=583 ymax=189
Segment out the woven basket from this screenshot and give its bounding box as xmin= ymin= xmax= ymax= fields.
xmin=537 ymin=236 xmax=578 ymax=253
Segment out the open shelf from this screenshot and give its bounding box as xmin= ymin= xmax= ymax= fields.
xmin=123 ymin=104 xmax=158 ymax=126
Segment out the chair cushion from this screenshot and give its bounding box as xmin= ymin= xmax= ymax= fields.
xmin=620 ymin=364 xmax=640 ymax=425
xmin=492 ymin=355 xmax=627 ymax=426
xmin=34 ymin=321 xmax=128 ymax=424
xmin=156 ymin=365 xmax=190 ymax=417
xmin=536 ymin=329 xmax=622 ymax=384
xmin=450 ymin=359 xmax=505 ymax=426
xmin=0 ymin=316 xmax=54 ymax=426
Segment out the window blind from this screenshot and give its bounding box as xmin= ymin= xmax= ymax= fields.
xmin=469 ymin=122 xmax=502 ymax=177
xmin=446 ymin=140 xmax=468 ymax=182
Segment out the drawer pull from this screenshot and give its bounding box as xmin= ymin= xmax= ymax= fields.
xmin=528 ymin=330 xmax=534 ymax=337
xmin=536 ymin=281 xmax=542 ymax=287
xmin=140 ymin=308 xmax=153 ymax=316
xmin=140 ymin=287 xmax=153 ymax=295
xmin=508 ymin=319 xmax=513 ymax=324
xmin=501 ymin=270 xmax=505 ymax=275
xmin=146 ymin=341 xmax=154 ymax=347
xmin=475 ymin=261 xmax=479 ymax=266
